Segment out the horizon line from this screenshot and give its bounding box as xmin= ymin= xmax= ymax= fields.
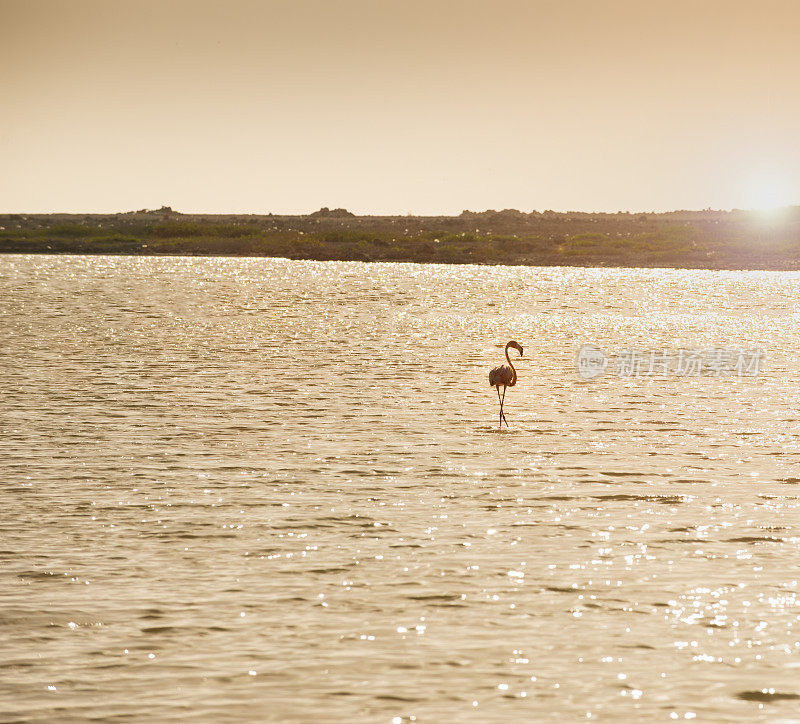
xmin=2 ymin=204 xmax=800 ymax=217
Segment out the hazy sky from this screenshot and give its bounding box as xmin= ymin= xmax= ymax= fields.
xmin=2 ymin=0 xmax=799 ymax=214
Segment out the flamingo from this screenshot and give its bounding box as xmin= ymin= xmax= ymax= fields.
xmin=489 ymin=340 xmax=523 ymax=429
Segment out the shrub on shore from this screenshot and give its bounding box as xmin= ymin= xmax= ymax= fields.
xmin=2 ymin=211 xmax=799 ymax=269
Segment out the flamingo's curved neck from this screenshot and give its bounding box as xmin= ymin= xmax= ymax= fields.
xmin=505 ymin=343 xmax=517 ymax=386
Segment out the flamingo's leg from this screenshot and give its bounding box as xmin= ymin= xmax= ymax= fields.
xmin=500 ymin=386 xmax=509 ymax=427
xmin=496 ymin=385 xmax=504 ymax=428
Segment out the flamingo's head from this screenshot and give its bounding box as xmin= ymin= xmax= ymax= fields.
xmin=507 ymin=340 xmax=523 ymax=356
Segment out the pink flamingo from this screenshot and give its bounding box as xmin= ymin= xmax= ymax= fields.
xmin=489 ymin=340 xmax=523 ymax=428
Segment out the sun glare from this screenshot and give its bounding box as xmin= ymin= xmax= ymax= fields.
xmin=745 ymin=177 xmax=793 ymax=211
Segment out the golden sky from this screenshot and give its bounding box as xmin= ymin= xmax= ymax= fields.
xmin=2 ymin=0 xmax=798 ymax=214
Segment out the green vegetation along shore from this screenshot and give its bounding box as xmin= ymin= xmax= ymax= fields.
xmin=2 ymin=206 xmax=800 ymax=269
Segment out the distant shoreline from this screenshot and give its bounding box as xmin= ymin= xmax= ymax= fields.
xmin=2 ymin=208 xmax=800 ymax=270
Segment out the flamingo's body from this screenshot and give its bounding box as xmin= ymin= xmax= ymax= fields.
xmin=489 ymin=340 xmax=523 ymax=428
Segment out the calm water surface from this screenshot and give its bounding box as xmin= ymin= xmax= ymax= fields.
xmin=2 ymin=255 xmax=800 ymax=722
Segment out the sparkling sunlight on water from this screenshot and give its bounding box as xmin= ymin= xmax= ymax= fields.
xmin=2 ymin=256 xmax=800 ymax=721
